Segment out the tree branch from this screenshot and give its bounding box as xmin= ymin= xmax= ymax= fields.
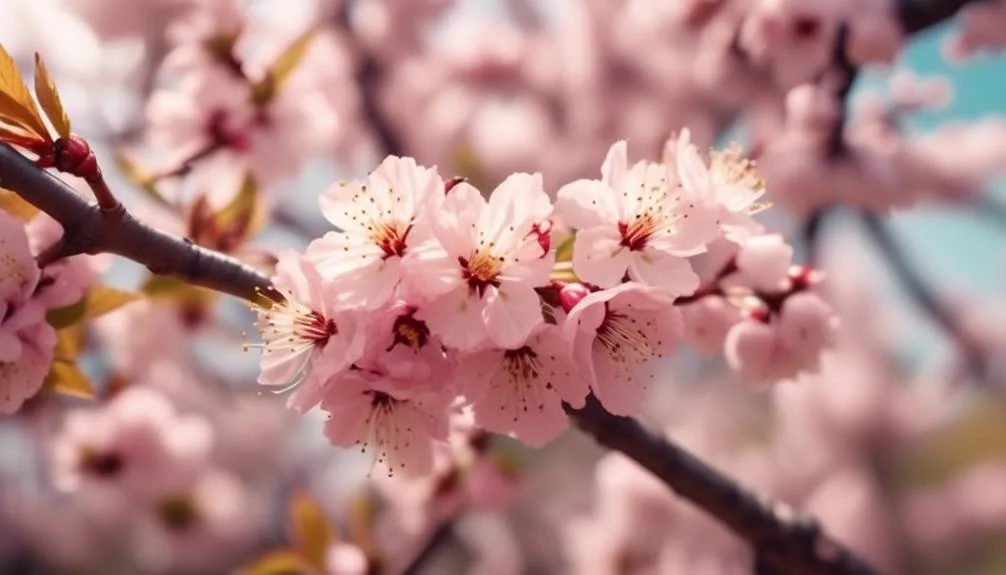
xmin=565 ymin=395 xmax=883 ymax=575
xmin=859 ymin=212 xmax=986 ymax=379
xmin=898 ymin=0 xmax=983 ymax=34
xmin=0 ymin=144 xmax=276 ymax=302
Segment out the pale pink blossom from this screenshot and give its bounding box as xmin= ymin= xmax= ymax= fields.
xmin=404 ymin=175 xmax=554 ymax=352
xmin=307 ymin=156 xmax=442 ymax=310
xmin=668 ymin=129 xmax=767 ymax=243
xmin=0 ymin=211 xmax=55 ymax=414
xmin=50 ymin=386 xmax=214 ymax=501
xmin=945 ymin=0 xmax=1006 ymax=60
xmin=563 ymin=283 xmax=682 ymax=416
xmin=456 ymin=324 xmax=588 ymax=447
xmin=321 ymin=371 xmax=453 ymax=476
xmin=326 ymin=542 xmax=370 ymax=575
xmin=26 ymin=212 xmax=105 ymax=309
xmin=248 ymin=252 xmax=365 ymax=412
xmin=680 ymin=295 xmax=742 ymax=355
xmin=734 ymin=233 xmax=793 ymax=292
xmin=556 ymin=140 xmax=717 ymax=292
xmin=725 ymin=292 xmax=838 ymax=387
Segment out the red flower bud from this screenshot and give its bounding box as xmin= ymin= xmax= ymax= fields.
xmin=558 ymin=282 xmax=592 ymax=314
xmin=444 ymin=177 xmax=466 ymax=194
xmin=53 ymin=135 xmax=99 ymax=180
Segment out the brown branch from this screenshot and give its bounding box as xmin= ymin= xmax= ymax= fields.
xmin=565 ymin=395 xmax=883 ymax=575
xmin=898 ymin=0 xmax=984 ymax=34
xmin=0 ymin=144 xmax=276 ymax=302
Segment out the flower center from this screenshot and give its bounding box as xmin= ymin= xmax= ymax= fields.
xmin=503 ymin=346 xmax=540 ymax=381
xmin=80 ymin=447 xmax=125 ymax=478
xmin=389 ymin=312 xmax=430 ymax=349
xmin=369 ymin=221 xmax=412 ymax=259
xmin=245 ymin=292 xmax=339 ymax=387
xmin=596 ymin=309 xmax=655 ymax=363
xmin=459 ymin=249 xmax=504 ymax=297
xmin=618 ymin=215 xmax=658 ymax=251
xmin=157 ymin=496 xmax=200 ymax=532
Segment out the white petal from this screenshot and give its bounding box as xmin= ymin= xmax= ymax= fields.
xmin=627 ymin=250 xmax=701 ymax=296
xmin=571 ymin=226 xmax=631 ymax=288
xmin=555 ymin=179 xmax=619 ymax=229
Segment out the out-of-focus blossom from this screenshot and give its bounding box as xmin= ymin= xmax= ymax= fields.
xmin=0 ymin=211 xmax=56 ymax=414
xmin=50 ymin=386 xmax=214 ymax=500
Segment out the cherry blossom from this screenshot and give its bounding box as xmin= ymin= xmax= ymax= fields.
xmin=321 ymin=370 xmax=453 ymax=476
xmin=247 ymin=252 xmax=365 ymax=412
xmin=556 ymin=141 xmax=718 ymax=293
xmin=404 ymin=175 xmax=554 ymax=352
xmin=0 ymin=211 xmax=55 ymax=415
xmin=307 ymin=156 xmax=442 ymax=310
xmin=456 ymin=324 xmax=588 ymax=447
xmin=50 ymin=386 xmax=214 ymax=500
xmin=563 ymin=282 xmax=683 ymax=416
xmin=733 ymin=233 xmax=794 ymax=292
xmin=666 ymin=129 xmax=767 ymax=243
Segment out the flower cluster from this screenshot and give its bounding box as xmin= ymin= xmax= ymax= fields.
xmin=249 ymin=132 xmax=838 ymax=475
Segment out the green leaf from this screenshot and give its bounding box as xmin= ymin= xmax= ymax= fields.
xmin=0 ymin=188 xmax=39 ymax=219
xmin=44 ymin=360 xmax=95 ymax=400
xmin=251 ymin=30 xmax=318 ymax=105
xmin=288 ymin=492 xmax=333 ymax=570
xmin=47 ymin=285 xmax=142 ymax=329
xmin=555 ymin=235 xmax=574 ymax=263
xmin=240 ymin=549 xmax=313 ymax=575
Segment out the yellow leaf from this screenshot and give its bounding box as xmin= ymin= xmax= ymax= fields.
xmin=115 ymin=152 xmax=167 ymax=205
xmin=44 ymin=360 xmax=95 ymax=400
xmin=241 ymin=549 xmax=313 ymax=575
xmin=0 ymin=44 xmax=49 ymax=141
xmin=33 ymin=53 xmax=70 ymax=139
xmin=214 ymin=172 xmax=265 ymax=241
xmin=0 ymin=188 xmax=38 ymax=219
xmin=251 ymin=30 xmax=318 ymax=105
xmin=47 ymin=285 xmax=143 ymax=329
xmin=288 ymin=492 xmax=333 ymax=570
xmin=53 ymin=323 xmax=86 ymax=361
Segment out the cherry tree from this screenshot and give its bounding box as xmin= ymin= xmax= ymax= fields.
xmin=1 ymin=0 xmax=1005 ymax=574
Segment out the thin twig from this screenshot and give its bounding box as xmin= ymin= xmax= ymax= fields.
xmin=859 ymin=212 xmax=986 ymax=379
xmin=565 ymin=395 xmax=884 ymax=575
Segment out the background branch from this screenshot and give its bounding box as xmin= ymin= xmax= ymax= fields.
xmin=566 ymin=396 xmax=883 ymax=575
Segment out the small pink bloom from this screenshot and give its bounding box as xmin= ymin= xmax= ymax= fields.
xmin=0 ymin=211 xmax=55 ymax=414
xmin=326 ymin=542 xmax=370 ymax=575
xmin=50 ymin=386 xmax=214 ymax=501
xmin=355 ymin=301 xmax=455 ymax=391
xmin=680 ymin=295 xmax=742 ymax=355
xmin=669 ymin=129 xmax=767 ymax=243
xmin=248 ymin=252 xmax=365 ymax=412
xmin=404 ymin=175 xmax=554 ymax=352
xmin=321 ymin=372 xmax=452 ymax=476
xmin=724 ymin=319 xmax=794 ymax=389
xmin=26 ymin=212 xmax=106 ymax=309
xmin=776 ymin=292 xmax=839 ymax=363
xmin=556 ymin=141 xmax=717 ymax=293
xmin=307 ymin=156 xmax=442 ymax=310
xmin=563 ymin=283 xmax=683 ymax=416
xmin=734 ymin=233 xmax=794 ymax=292
xmin=456 ymin=324 xmax=588 ymax=447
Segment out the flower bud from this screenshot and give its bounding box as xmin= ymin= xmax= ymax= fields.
xmin=558 ymin=282 xmax=591 ymax=313
xmin=54 ymin=135 xmax=100 ymax=180
xmin=735 ymin=234 xmax=793 ymax=292
xmin=724 ymin=319 xmax=780 ymax=390
xmin=680 ymin=295 xmax=741 ymax=355
xmin=778 ymin=291 xmax=837 ymax=362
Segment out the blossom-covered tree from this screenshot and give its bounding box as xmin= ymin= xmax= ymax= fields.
xmin=1 ymin=0 xmax=1005 ymax=574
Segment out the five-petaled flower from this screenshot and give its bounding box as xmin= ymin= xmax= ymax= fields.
xmin=556 ymin=141 xmax=719 ymax=294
